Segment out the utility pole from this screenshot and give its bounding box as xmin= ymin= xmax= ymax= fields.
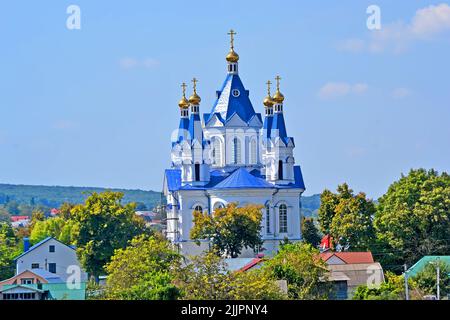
xmin=404 ymin=264 xmax=409 ymax=300
xmin=436 ymin=258 xmax=440 ymax=300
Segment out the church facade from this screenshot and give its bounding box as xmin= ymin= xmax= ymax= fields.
xmin=163 ymin=31 xmax=305 ymax=257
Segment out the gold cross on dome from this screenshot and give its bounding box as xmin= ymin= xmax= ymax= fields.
xmin=191 ymin=78 xmax=198 ymax=93
xmin=275 ymin=75 xmax=282 ymax=90
xmin=181 ymin=82 xmax=187 ymax=96
xmin=266 ymin=80 xmax=272 ymax=95
xmin=228 ymin=29 xmax=237 ymax=49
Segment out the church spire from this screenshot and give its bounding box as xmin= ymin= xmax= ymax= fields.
xmin=178 ymin=82 xmax=189 ymax=117
xmin=226 ymin=29 xmax=239 ymax=74
xmin=273 ymin=75 xmax=285 ymax=113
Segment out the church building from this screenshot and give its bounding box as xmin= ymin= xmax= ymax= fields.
xmin=163 ymin=30 xmax=306 ymax=257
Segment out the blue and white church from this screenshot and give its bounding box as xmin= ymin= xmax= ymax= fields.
xmin=163 ymin=30 xmax=306 ymax=257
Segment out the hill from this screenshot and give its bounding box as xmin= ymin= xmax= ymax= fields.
xmin=0 ymin=183 xmax=162 ymax=212
xmin=301 ymin=194 xmax=321 ymax=218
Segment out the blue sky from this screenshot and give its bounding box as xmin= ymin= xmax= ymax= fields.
xmin=0 ymin=0 xmax=449 ymax=199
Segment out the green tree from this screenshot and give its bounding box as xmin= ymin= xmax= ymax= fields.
xmin=72 ymin=191 xmax=147 ymax=280
xmin=29 ymin=209 xmax=45 ymax=231
xmin=175 ymin=251 xmax=285 ymax=300
xmin=318 ymin=184 xmax=375 ymax=251
xmin=5 ymin=201 xmax=20 ymax=215
xmin=0 ymin=222 xmax=17 ymax=279
xmin=374 ymin=169 xmax=450 ymax=268
xmin=29 ymin=217 xmax=78 ymax=245
xmin=0 ymin=207 xmax=10 ymax=223
xmin=301 ymin=217 xmax=321 ymax=247
xmin=105 ymin=234 xmax=181 ymax=300
xmin=352 ymin=272 xmax=414 ymax=300
xmin=413 ymin=260 xmax=450 ymax=298
xmin=190 ymin=203 xmax=263 ymax=258
xmin=263 ymin=242 xmax=332 ymax=299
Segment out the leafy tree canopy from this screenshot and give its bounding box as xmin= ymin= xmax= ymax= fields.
xmin=190 ymin=203 xmax=263 ymax=258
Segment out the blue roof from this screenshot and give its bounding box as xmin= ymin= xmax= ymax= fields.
xmin=29 ymin=269 xmax=63 ymax=283
xmin=213 ymin=168 xmax=274 ymax=189
xmin=263 ymin=115 xmax=273 ymax=138
xmin=164 ymin=165 xmax=305 ymax=192
xmin=271 ymin=113 xmax=288 ymax=141
xmin=207 ymin=74 xmax=257 ymax=124
xmin=14 ymin=237 xmax=75 ymax=261
xmin=165 ymin=169 xmax=182 ymax=192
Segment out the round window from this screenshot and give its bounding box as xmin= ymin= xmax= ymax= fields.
xmin=232 ymin=89 xmax=240 ymax=97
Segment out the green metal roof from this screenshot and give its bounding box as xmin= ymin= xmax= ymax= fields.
xmin=406 ymin=256 xmax=450 ymax=278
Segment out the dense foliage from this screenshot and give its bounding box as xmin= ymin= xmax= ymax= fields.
xmin=301 ymin=217 xmax=321 ymax=247
xmin=190 ymin=203 xmax=263 ymax=258
xmin=318 ymin=183 xmax=376 ymax=251
xmin=175 ymin=251 xmax=286 ymax=300
xmin=105 ymin=234 xmax=181 ymax=300
xmin=71 ymin=191 xmax=148 ymax=280
xmin=374 ymin=169 xmax=450 ymax=268
xmin=263 ymin=242 xmax=333 ymax=299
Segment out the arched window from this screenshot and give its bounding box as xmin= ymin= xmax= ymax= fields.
xmin=212 ymin=138 xmax=222 ymax=166
xmin=266 ymin=205 xmax=271 ymax=234
xmin=193 ymin=205 xmax=203 ymax=213
xmin=213 ymin=202 xmax=225 ymax=212
xmin=232 ymin=137 xmax=241 ymax=164
xmin=278 ymin=160 xmax=283 ymax=180
xmin=250 ymin=139 xmax=257 ymax=165
xmin=279 ymin=204 xmax=287 ymax=233
xmin=194 ymin=163 xmax=200 ymax=181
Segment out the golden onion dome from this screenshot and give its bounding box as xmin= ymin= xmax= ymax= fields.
xmin=178 ymin=96 xmax=189 ymax=109
xmin=188 ymin=92 xmax=201 ymax=105
xmin=226 ymin=49 xmax=239 ymax=63
xmin=273 ymin=90 xmax=285 ymax=103
xmin=263 ymin=95 xmax=275 ymax=107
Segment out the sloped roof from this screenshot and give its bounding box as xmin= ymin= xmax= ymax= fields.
xmin=207 ymin=74 xmax=258 ymax=125
xmin=164 ymin=166 xmax=306 ymax=192
xmin=213 ymin=168 xmax=274 ymax=189
xmin=30 ymin=269 xmax=63 ymax=283
xmin=406 ymin=256 xmax=450 ymax=278
xmin=320 ymin=252 xmax=375 ymax=264
xmin=14 ymin=237 xmax=75 ymax=261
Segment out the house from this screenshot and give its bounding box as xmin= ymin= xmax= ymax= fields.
xmin=14 ymin=237 xmax=88 ymax=283
xmin=224 ymin=257 xmax=264 ymax=272
xmin=406 ymin=256 xmax=450 ymax=278
xmin=10 ymin=216 xmax=30 ymax=228
xmin=320 ymin=251 xmax=385 ymax=300
xmin=0 ymin=269 xmax=86 ymax=300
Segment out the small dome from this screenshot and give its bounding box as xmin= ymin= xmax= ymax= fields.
xmin=263 ymin=95 xmax=275 ymax=107
xmin=189 ymin=92 xmax=201 ymax=105
xmin=178 ymin=96 xmax=190 ymax=109
xmin=226 ymin=49 xmax=239 ymax=63
xmin=273 ymin=90 xmax=285 ymax=103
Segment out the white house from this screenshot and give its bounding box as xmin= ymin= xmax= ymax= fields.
xmin=163 ymin=31 xmax=306 ymax=257
xmin=14 ymin=237 xmax=88 ymax=282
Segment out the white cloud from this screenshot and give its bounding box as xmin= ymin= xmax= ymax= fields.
xmin=318 ymin=82 xmax=368 ymax=100
xmin=411 ymin=3 xmax=450 ymax=37
xmin=119 ymin=57 xmax=160 ymax=70
xmin=392 ymin=87 xmax=412 ymax=99
xmin=339 ymin=3 xmax=450 ymax=54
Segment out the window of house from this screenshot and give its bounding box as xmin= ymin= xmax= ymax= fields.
xmin=212 ymin=138 xmax=222 ymax=166
xmin=49 ymin=245 xmax=55 ymax=253
xmin=31 ymin=263 xmax=39 ymax=269
xmin=278 ymin=160 xmax=284 ymax=180
xmin=232 ymin=137 xmax=241 ymax=164
xmin=48 ymin=263 xmax=56 ymax=274
xmin=195 ymin=163 xmax=200 ymax=181
xmin=250 ymin=139 xmax=257 ymax=164
xmin=193 ymin=205 xmax=203 ymax=213
xmin=21 ymin=278 xmax=34 ymax=285
xmin=279 ymin=204 xmax=288 ymax=233
xmin=213 ymin=202 xmax=225 ymax=212
xmin=266 ymin=205 xmax=271 ymax=234
xmin=232 ymin=89 xmax=240 ymax=97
